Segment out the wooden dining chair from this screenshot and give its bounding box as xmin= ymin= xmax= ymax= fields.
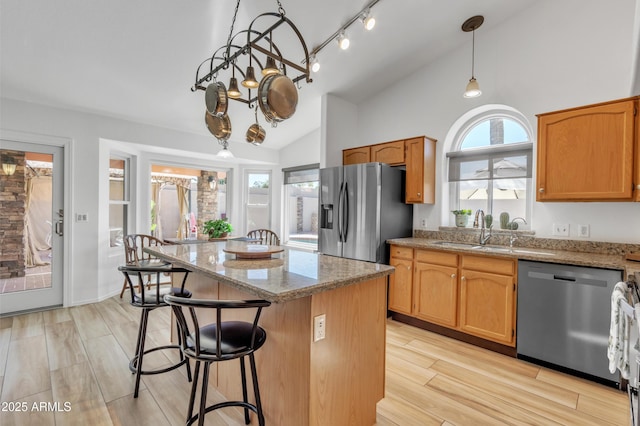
xmin=246 ymin=229 xmax=280 ymax=245
xmin=119 ymin=234 xmax=172 ymax=298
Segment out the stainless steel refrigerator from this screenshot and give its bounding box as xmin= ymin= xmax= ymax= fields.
xmin=318 ymin=162 xmax=413 ymax=263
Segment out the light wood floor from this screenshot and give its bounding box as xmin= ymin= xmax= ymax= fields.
xmin=0 ymin=295 xmax=630 ymax=425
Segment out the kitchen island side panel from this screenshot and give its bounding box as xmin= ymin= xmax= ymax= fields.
xmin=180 ymin=270 xmax=386 ymax=426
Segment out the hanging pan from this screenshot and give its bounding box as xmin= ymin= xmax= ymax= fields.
xmin=205 ymin=111 xmax=232 ymax=141
xmin=246 ymin=106 xmax=266 ymax=145
xmin=205 ymin=80 xmax=228 ymax=117
xmin=258 ymin=73 xmax=298 ymax=125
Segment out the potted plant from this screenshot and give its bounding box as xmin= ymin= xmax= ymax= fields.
xmin=451 ymin=209 xmax=472 ymax=227
xmin=203 ymin=218 xmax=233 ymax=239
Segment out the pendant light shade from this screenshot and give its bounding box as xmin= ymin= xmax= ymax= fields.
xmin=462 ymin=15 xmax=484 ymax=99
xmin=241 ymin=66 xmax=259 ymax=88
xmin=228 ymin=77 xmax=242 ymax=98
xmin=464 ymin=77 xmax=481 ymax=98
xmin=217 ymin=141 xmax=234 ymax=158
xmin=261 ymin=56 xmax=279 ymax=76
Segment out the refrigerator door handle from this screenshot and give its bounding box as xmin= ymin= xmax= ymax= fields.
xmin=337 ymin=181 xmax=345 ymax=242
xmin=342 ymin=181 xmax=349 ymax=242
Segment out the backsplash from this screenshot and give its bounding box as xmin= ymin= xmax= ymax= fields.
xmin=414 ymin=227 xmax=640 ymax=256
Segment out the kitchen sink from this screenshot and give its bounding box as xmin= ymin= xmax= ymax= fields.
xmin=431 ymin=241 xmax=555 ymax=256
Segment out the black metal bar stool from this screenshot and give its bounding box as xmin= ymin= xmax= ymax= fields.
xmin=119 ymin=264 xmax=194 ymax=398
xmin=164 ymin=295 xmax=271 ymax=426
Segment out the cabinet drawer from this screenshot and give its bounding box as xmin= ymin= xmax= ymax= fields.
xmin=390 ymin=245 xmax=413 ymax=260
xmin=415 ymin=249 xmax=458 ymax=267
xmin=462 ymin=255 xmax=515 ymax=276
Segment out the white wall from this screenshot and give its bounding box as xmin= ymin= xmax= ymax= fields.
xmin=1 ymin=98 xmax=281 ymax=305
xmin=279 ymin=128 xmax=320 ymax=169
xmin=321 ymin=94 xmax=358 ymax=168
xmin=326 ymin=0 xmax=640 ymax=243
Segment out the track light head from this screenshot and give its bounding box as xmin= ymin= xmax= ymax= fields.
xmin=337 ymin=31 xmax=350 ymax=50
xmin=361 ymin=10 xmax=375 ymax=30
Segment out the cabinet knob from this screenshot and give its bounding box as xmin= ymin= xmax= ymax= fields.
xmin=636 ymin=184 xmax=640 ymax=190
xmin=417 ymin=192 xmax=421 ymax=196
xmin=461 ymin=276 xmax=466 ymax=281
xmin=539 ymin=188 xmax=545 ymax=193
xmin=451 ymin=274 xmax=456 ymax=279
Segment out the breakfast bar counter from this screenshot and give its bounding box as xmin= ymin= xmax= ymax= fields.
xmin=146 ymin=241 xmax=393 ymax=426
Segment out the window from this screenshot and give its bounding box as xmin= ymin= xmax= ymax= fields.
xmin=447 ymin=113 xmax=533 ymax=227
xmin=245 ymin=170 xmax=271 ymax=232
xmin=282 ymin=164 xmax=319 ymax=249
xmin=109 ymin=157 xmax=130 ymax=247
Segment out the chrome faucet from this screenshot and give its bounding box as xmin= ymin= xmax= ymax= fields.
xmin=473 ymin=209 xmax=492 ymax=245
xmin=509 ymin=217 xmax=527 ymax=248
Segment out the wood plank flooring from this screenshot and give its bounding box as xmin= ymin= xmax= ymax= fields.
xmin=0 ymin=295 xmax=630 ymax=425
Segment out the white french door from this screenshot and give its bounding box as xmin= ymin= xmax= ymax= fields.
xmin=0 ymin=141 xmax=64 ymax=315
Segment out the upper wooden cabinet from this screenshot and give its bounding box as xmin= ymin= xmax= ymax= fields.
xmin=343 ymin=146 xmax=370 ymax=165
xmin=536 ymin=97 xmax=639 ymax=201
xmin=371 ymin=140 xmax=405 ymax=165
xmin=342 ymin=135 xmax=437 ymax=204
xmin=405 ymin=136 xmax=436 ymax=204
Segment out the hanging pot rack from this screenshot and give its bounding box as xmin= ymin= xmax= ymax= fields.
xmin=191 ymin=11 xmax=312 ymax=108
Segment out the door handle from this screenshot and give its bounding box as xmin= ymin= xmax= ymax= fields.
xmin=337 ymin=182 xmax=345 ymax=242
xmin=55 ymin=209 xmax=64 ymax=236
xmin=342 ymin=182 xmax=349 ymax=242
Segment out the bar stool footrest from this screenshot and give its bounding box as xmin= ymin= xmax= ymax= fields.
xmin=187 ymin=401 xmax=259 ymax=426
xmin=129 ymin=344 xmax=188 ymax=375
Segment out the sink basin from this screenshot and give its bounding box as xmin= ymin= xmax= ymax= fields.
xmin=431 ymin=241 xmax=555 ymax=256
xmin=431 ymin=241 xmax=483 ymax=250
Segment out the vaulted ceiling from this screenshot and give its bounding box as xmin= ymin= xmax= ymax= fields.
xmin=1 ymin=0 xmax=537 ymax=150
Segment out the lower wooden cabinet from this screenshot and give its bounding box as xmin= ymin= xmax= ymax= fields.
xmin=388 ymin=256 xmax=413 ymax=315
xmin=388 ymin=245 xmax=517 ymax=347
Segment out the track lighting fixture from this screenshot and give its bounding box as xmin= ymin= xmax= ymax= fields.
xmin=308 ymin=0 xmax=380 ymax=67
xmin=462 ymin=15 xmax=484 ymax=98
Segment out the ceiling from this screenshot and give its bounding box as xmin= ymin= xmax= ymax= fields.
xmin=1 ymin=0 xmax=536 ymax=151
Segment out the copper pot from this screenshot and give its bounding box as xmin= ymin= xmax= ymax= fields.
xmin=258 ymin=74 xmax=298 ymax=123
xmin=205 ymin=81 xmax=228 ymax=117
xmin=246 ymin=123 xmax=266 ymax=145
xmin=205 ymin=111 xmax=231 ymax=141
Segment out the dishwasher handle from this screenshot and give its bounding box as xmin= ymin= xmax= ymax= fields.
xmin=528 ymin=271 xmax=608 ymax=287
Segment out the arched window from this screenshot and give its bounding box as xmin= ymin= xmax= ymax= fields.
xmin=447 ymin=110 xmax=533 ymax=228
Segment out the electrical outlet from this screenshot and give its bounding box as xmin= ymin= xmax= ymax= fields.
xmin=552 ymin=223 xmax=569 ymax=237
xmin=420 ymin=218 xmax=427 ymax=228
xmin=578 ymin=224 xmax=590 ymax=238
xmin=76 ymin=213 xmax=88 ymax=222
xmin=313 ymin=314 xmax=326 ymax=342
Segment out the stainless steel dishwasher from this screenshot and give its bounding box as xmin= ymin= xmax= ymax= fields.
xmin=517 ymin=260 xmax=622 ymax=386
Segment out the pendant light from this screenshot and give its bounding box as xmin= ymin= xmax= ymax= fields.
xmin=261 ymin=34 xmax=280 ymax=76
xmin=216 ymin=141 xmax=234 ymax=158
xmin=242 ymin=64 xmax=259 ymax=89
xmin=227 ymin=63 xmax=242 ymax=99
xmin=462 ymin=15 xmax=484 ymax=98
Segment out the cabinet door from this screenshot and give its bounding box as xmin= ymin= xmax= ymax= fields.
xmin=635 ymin=99 xmax=640 ymax=201
xmin=343 ymin=147 xmax=370 ymax=165
xmin=459 ymin=269 xmax=515 ymax=346
xmin=413 ymin=262 xmax=458 ymax=328
xmin=388 ymin=257 xmax=413 ymax=315
xmin=371 ymin=140 xmax=405 ymax=165
xmin=537 ymin=99 xmax=636 ymax=201
xmin=405 ymin=136 xmax=436 ymax=204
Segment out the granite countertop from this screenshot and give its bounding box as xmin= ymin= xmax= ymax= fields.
xmin=145 ymin=240 xmax=394 ymax=303
xmin=387 ymin=237 xmax=640 ymax=281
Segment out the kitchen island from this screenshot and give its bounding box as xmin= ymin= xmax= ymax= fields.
xmin=146 ymin=241 xmax=393 ymax=426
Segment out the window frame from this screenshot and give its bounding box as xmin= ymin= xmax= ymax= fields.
xmin=446 ymin=110 xmax=534 ymax=227
xmin=108 ymin=154 xmax=132 ymax=248
xmin=282 ymin=163 xmax=319 ymax=250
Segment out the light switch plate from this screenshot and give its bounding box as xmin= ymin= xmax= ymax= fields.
xmin=578 ymin=224 xmax=590 ymax=238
